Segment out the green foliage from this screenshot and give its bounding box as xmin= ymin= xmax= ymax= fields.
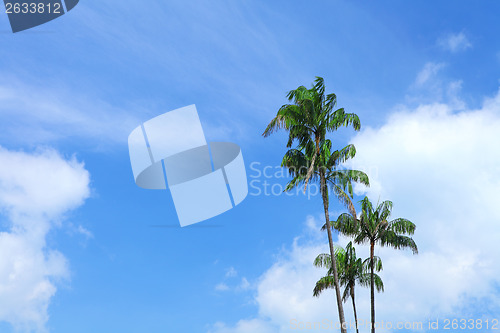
xmin=334 ymin=197 xmax=418 ymax=255
xmin=263 ymin=77 xmax=364 ymax=196
xmin=263 ymin=77 xmax=360 ymax=146
xmin=313 ymin=242 xmax=384 ymax=300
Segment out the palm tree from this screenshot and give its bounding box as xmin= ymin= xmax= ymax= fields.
xmin=263 ymin=77 xmax=363 ymax=333
xmin=314 ymin=241 xmax=384 ymax=333
xmin=334 ymin=197 xmax=418 ymax=333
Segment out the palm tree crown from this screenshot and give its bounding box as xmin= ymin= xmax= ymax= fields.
xmin=263 ymin=76 xmax=361 ymax=191
xmin=334 ymin=197 xmax=418 ymax=255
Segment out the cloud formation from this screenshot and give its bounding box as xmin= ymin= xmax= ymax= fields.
xmin=0 ymin=147 xmax=90 ymax=332
xmin=438 ymin=32 xmax=472 ymax=53
xmin=414 ymin=62 xmax=445 ymax=87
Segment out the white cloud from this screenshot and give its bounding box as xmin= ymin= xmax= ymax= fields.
xmin=255 ymin=238 xmax=332 ymax=329
xmin=414 ymin=62 xmax=445 ymax=87
xmin=207 ymin=86 xmax=500 ymax=332
xmin=0 ymin=148 xmax=89 ymax=219
xmin=226 ymin=267 xmax=238 ymax=278
xmin=76 ymin=225 xmax=94 ymax=239
xmin=0 ymin=146 xmax=90 ymax=332
xmin=216 ymin=268 xmax=252 ymax=292
xmin=410 ymin=63 xmax=465 ymax=111
xmin=239 ymin=277 xmax=250 ymax=291
xmin=438 ymin=32 xmax=472 ymax=53
xmin=215 ymin=283 xmax=230 ymax=292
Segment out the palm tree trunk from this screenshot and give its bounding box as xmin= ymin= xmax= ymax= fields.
xmin=304 ymin=135 xmax=321 ymax=192
xmin=370 ymin=241 xmax=375 ymax=333
xmin=351 ymin=285 xmax=359 ymax=333
xmin=320 ymin=169 xmax=347 ymax=333
xmin=303 ymin=152 xmax=316 ymax=193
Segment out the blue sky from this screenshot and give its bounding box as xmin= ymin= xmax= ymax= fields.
xmin=0 ymin=1 xmax=500 ymax=332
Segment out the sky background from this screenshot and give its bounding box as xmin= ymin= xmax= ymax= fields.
xmin=0 ymin=1 xmax=499 ymax=332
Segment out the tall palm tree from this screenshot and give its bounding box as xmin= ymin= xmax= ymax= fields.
xmin=334 ymin=197 xmax=418 ymax=333
xmin=263 ymin=77 xmax=363 ymax=333
xmin=313 ymin=241 xmax=384 ymax=333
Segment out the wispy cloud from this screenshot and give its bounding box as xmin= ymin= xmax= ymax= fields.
xmin=438 ymin=32 xmax=472 ymax=53
xmin=215 ymin=267 xmax=252 ymax=293
xmin=215 ymin=283 xmax=230 ymax=292
xmin=77 ymin=225 xmax=94 ymax=239
xmin=0 ymin=76 xmax=144 ymax=148
xmin=409 ymin=62 xmax=466 ymax=109
xmin=414 ymin=62 xmax=445 ymax=87
xmin=225 ymin=267 xmax=238 ymax=278
xmin=239 ymin=278 xmax=250 ymax=291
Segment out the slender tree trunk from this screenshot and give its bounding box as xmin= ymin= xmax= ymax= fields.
xmin=320 ymin=169 xmax=346 ymax=333
xmin=304 ymin=135 xmax=320 ymax=192
xmin=351 ymin=285 xmax=359 ymax=333
xmin=370 ymin=241 xmax=375 ymax=333
xmin=303 ymin=152 xmax=316 ymax=193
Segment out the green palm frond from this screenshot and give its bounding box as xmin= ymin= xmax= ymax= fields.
xmin=380 ymin=233 xmax=418 ymax=254
xmin=388 ymin=218 xmax=416 ymax=235
xmin=326 ymin=108 xmax=361 ymax=132
xmin=377 ymin=200 xmax=394 ymax=222
xmin=314 ymin=253 xmax=333 ymax=269
xmin=328 ymin=144 xmax=357 ymax=167
xmin=331 ymin=184 xmax=357 ymax=218
xmin=332 ymin=213 xmax=360 ymax=236
xmin=358 ymin=273 xmax=384 ymax=292
xmin=281 ymin=149 xmax=308 ymax=174
xmin=313 ymin=276 xmax=335 ymax=297
xmin=373 ymin=274 xmax=384 ymax=292
xmin=362 ymin=256 xmax=383 ymax=273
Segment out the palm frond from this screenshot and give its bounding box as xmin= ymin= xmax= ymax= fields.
xmin=328 ymin=144 xmax=357 ymax=167
xmin=388 ymin=218 xmax=416 ymax=236
xmin=362 ymin=256 xmax=383 ymax=273
xmin=377 ymin=200 xmax=394 ymax=222
xmin=314 ymin=253 xmax=332 ymax=268
xmin=332 ymin=212 xmax=359 ymax=236
xmin=331 ymin=184 xmax=357 ymax=218
xmin=380 ymin=233 xmax=418 ymax=254
xmin=373 ymin=274 xmax=384 ymax=292
xmin=263 ymin=104 xmax=303 ymax=137
xmin=313 ymin=276 xmax=335 ymax=297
